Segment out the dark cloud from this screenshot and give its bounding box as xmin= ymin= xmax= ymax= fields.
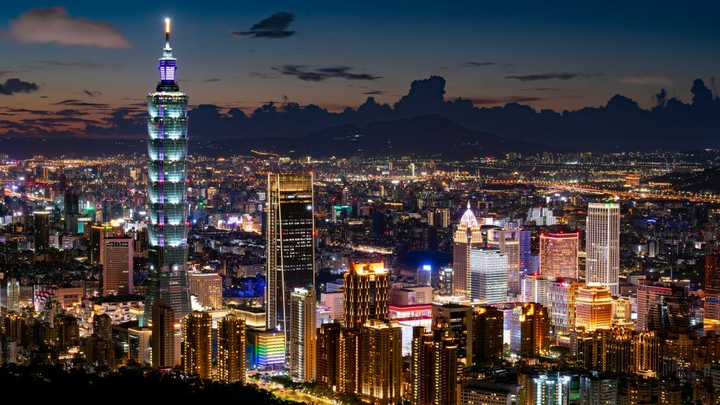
xmin=33 ymin=60 xmax=122 ymax=69
xmin=617 ymin=72 xmax=673 ymax=85
xmin=0 ymin=78 xmax=39 ymax=95
xmin=468 ymin=96 xmax=547 ymax=105
xmin=9 ymin=6 xmax=132 ymax=48
xmin=83 ymin=90 xmax=101 ymax=97
xmin=249 ymin=71 xmax=276 ymax=79
xmin=273 ymin=65 xmax=381 ymax=82
xmin=56 ymin=109 xmax=85 ymax=116
xmin=4 ymin=108 xmax=51 ymax=115
xmin=505 ymin=72 xmax=602 ymax=81
xmin=204 ymin=78 xmax=222 ymax=83
xmin=364 ymin=90 xmax=387 ymax=95
xmin=53 ymin=99 xmax=108 ymax=107
xmin=523 ymin=87 xmax=562 ymax=92
xmin=232 ymin=12 xmax=295 ymax=39
xmin=463 ymin=62 xmax=496 ymax=67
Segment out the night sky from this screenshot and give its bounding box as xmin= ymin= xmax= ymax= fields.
xmin=1 ymin=2 xmax=719 ymax=146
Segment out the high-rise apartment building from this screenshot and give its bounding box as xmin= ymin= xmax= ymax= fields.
xmin=150 ymin=299 xmax=176 ymax=368
xmin=343 ymin=261 xmax=389 ymax=328
xmin=361 ymin=319 xmax=403 ymax=405
xmin=469 ymin=248 xmax=508 ymax=304
xmin=579 ymin=373 xmax=618 ymax=405
xmin=103 ymin=236 xmax=133 ymax=295
xmin=411 ymin=323 xmax=458 ymax=405
xmin=289 ymin=287 xmax=316 ymax=382
xmin=586 ymin=202 xmax=620 ymax=295
xmin=182 ymin=311 xmax=212 ymax=378
xmin=453 ymin=203 xmax=483 ymax=298
xmin=316 ymin=322 xmax=342 ymax=391
xmin=472 ymin=306 xmax=504 ymax=364
xmin=432 ymin=303 xmax=473 ymax=366
xmin=339 ymin=327 xmax=362 ymax=395
xmin=705 ymin=254 xmax=720 ymax=326
xmin=574 ymin=283 xmax=612 ymax=332
xmin=540 ymin=232 xmax=579 ymax=279
xmin=510 ymin=303 xmax=550 ymax=357
xmin=266 ymin=172 xmax=315 ymax=333
xmin=145 ymin=20 xmax=191 ymax=325
xmin=33 ymin=211 xmax=50 ymax=260
xmin=217 ymin=313 xmax=246 ymax=383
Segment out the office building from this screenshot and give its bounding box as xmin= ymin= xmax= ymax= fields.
xmin=586 ymin=202 xmax=620 ymax=295
xmin=247 ymin=329 xmax=285 ymax=370
xmin=411 ymin=323 xmax=458 ymax=405
xmin=469 ymin=248 xmax=508 ymax=304
xmin=6 ymin=278 xmax=20 ymax=312
xmin=439 ymin=267 xmax=454 ymax=296
xmin=472 ymin=306 xmax=504 ymax=364
xmin=487 ymin=227 xmax=521 ymax=294
xmin=33 ymin=211 xmax=50 ymax=260
xmin=266 ymin=172 xmax=315 ymax=332
xmin=636 ymin=280 xmax=685 ymax=332
xmin=523 ymin=274 xmax=550 ymax=307
xmin=145 ymin=20 xmax=192 ymax=325
xmin=103 ymin=236 xmax=133 ymax=295
xmin=90 ymin=223 xmax=111 ymax=264
xmin=520 ymin=371 xmax=571 ymax=405
xmin=453 ymin=203 xmax=483 ymax=298
xmin=432 ymin=303 xmax=473 ymax=366
xmin=289 ymin=287 xmax=316 ymax=382
xmin=574 ymin=283 xmax=612 ymax=332
xmin=579 ymin=373 xmax=618 ymax=405
xmin=540 ymin=232 xmax=579 ymax=279
xmin=510 ymin=303 xmax=550 ymax=356
xmin=188 ymin=271 xmax=223 ymax=309
xmin=344 ymin=261 xmax=389 ymax=328
xmin=182 ymin=311 xmax=212 ymax=378
xmin=548 ymin=278 xmax=582 ymax=339
xmin=361 ymin=319 xmax=403 ymax=405
xmin=151 ymin=299 xmax=176 ymax=368
xmin=461 ymin=380 xmax=519 ymax=405
xmin=217 ymin=313 xmax=246 ymax=383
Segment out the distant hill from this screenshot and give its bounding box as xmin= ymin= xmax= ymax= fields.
xmin=1 ymin=115 xmax=561 ymax=159
xmin=650 ymin=167 xmax=720 ymax=192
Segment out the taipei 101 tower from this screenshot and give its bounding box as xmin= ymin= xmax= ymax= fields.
xmin=144 ymin=19 xmax=191 ymax=325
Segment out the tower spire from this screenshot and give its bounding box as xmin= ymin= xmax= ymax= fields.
xmin=163 ymin=18 xmax=172 ymax=57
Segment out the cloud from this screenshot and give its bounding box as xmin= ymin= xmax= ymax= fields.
xmin=9 ymin=6 xmax=132 ymax=48
xmin=32 ymin=60 xmax=122 ymax=69
xmin=505 ymin=72 xmax=602 ymax=81
xmin=204 ymin=78 xmax=222 ymax=83
xmin=54 ymin=99 xmax=108 ymax=107
xmin=617 ymin=73 xmax=674 ymax=85
xmin=249 ymin=71 xmax=276 ymax=79
xmin=0 ymin=71 xmax=18 ymax=76
xmin=232 ymin=12 xmax=295 ymax=39
xmin=0 ymin=78 xmax=38 ymax=95
xmin=463 ymin=62 xmax=496 ymax=67
xmin=523 ymin=87 xmax=562 ymax=92
xmin=84 ymin=90 xmax=101 ymax=97
xmin=468 ymin=96 xmax=547 ymax=105
xmin=273 ymin=65 xmax=381 ymax=82
xmin=364 ymin=90 xmax=387 ymax=95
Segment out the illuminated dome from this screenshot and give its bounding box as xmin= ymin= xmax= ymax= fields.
xmin=459 ymin=202 xmax=479 ymax=230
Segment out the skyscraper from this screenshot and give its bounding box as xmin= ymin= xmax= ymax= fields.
xmin=289 ymin=287 xmax=316 ymax=382
xmin=469 ymin=248 xmax=508 ymax=304
xmin=432 ymin=303 xmax=473 ymax=366
xmin=487 ymin=227 xmax=521 ymax=294
xmin=266 ymin=172 xmax=315 ymax=333
xmin=316 ymin=322 xmax=342 ymax=391
xmin=705 ymin=254 xmax=720 ymax=327
xmin=144 ymin=19 xmax=191 ymax=326
xmin=540 ymin=232 xmax=579 ymax=279
xmin=510 ymin=302 xmax=550 ymax=357
xmin=548 ymin=278 xmax=582 ymax=339
xmin=217 ymin=313 xmax=247 ymax=383
xmin=361 ymin=319 xmax=403 ymax=405
xmin=33 ymin=211 xmax=50 ymax=260
xmin=182 ymin=311 xmax=212 ymax=378
xmin=343 ymin=261 xmax=389 ymax=328
xmin=636 ymin=280 xmax=685 ymax=332
xmin=411 ymin=323 xmax=458 ymax=405
xmin=339 ymin=327 xmax=362 ymax=395
xmin=472 ymin=306 xmax=504 ymax=365
xmin=453 ymin=203 xmax=482 ymax=298
xmin=586 ymin=202 xmax=620 ymax=295
xmin=150 ymin=299 xmax=176 ymax=368
xmin=574 ymin=283 xmax=613 ymax=332
xmin=103 ymin=236 xmax=133 ymax=295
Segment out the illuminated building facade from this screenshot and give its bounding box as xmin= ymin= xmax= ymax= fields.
xmin=472 ymin=306 xmax=504 ymax=364
xmin=523 ymin=274 xmax=550 ymax=307
xmin=316 ymin=322 xmax=341 ymax=391
xmin=510 ymin=302 xmax=550 ymax=357
xmin=411 ymin=323 xmax=458 ymax=405
xmin=586 ymin=202 xmax=620 ymax=295
xmin=574 ymin=283 xmax=612 ymax=332
xmin=150 ymin=299 xmax=176 ymax=368
xmin=453 ymin=203 xmax=482 ymax=298
xmin=539 ymin=232 xmax=579 ymax=279
xmin=343 ymin=261 xmax=389 ymax=328
xmin=548 ymin=278 xmax=582 ymax=338
xmin=182 ymin=311 xmax=212 ymax=378
xmin=339 ymin=327 xmax=362 ymax=395
xmin=432 ymin=303 xmax=473 ymax=366
xmin=520 ymin=371 xmax=571 ymax=405
xmin=188 ymin=271 xmax=223 ymax=309
xmin=636 ymin=280 xmax=684 ymax=332
xmin=289 ymin=287 xmax=316 ymax=382
xmin=248 ymin=329 xmax=286 ymax=369
xmin=361 ymin=319 xmax=403 ymax=405
xmin=469 ymin=248 xmax=508 ymax=304
xmin=103 ymin=236 xmax=133 ymax=295
xmin=217 ymin=313 xmax=246 ymax=383
xmin=705 ymin=254 xmax=720 ymax=328
xmin=145 ymin=19 xmax=191 ymax=325
xmin=487 ymin=227 xmax=521 ymax=294
xmin=265 ymin=172 xmax=315 ymax=333
xmin=579 ymin=373 xmax=618 ymax=405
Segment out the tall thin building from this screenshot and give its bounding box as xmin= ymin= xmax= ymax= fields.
xmin=487 ymin=227 xmax=521 ymax=294
xmin=585 ymin=202 xmax=620 ymax=295
xmin=548 ymin=278 xmax=582 ymax=338
xmin=33 ymin=211 xmax=50 ymax=260
xmin=540 ymin=232 xmax=579 ymax=279
xmin=361 ymin=319 xmax=403 ymax=405
xmin=453 ymin=203 xmax=482 ymax=298
xmin=574 ymin=283 xmax=613 ymax=332
xmin=265 ymin=172 xmax=315 ymax=333
xmin=289 ymin=287 xmax=316 ymax=382
xmin=151 ymin=299 xmax=176 ymax=368
xmin=411 ymin=323 xmax=458 ymax=405
xmin=705 ymin=254 xmax=720 ymax=327
xmin=316 ymin=322 xmax=342 ymax=391
xmin=432 ymin=303 xmax=473 ymax=366
xmin=339 ymin=327 xmax=362 ymax=395
xmin=217 ymin=313 xmax=246 ymax=383
xmin=469 ymin=248 xmax=508 ymax=304
xmin=182 ymin=311 xmax=212 ymax=378
xmin=103 ymin=236 xmax=133 ymax=295
xmin=343 ymin=261 xmax=389 ymax=328
xmin=472 ymin=306 xmax=504 ymax=365
xmin=144 ymin=19 xmax=191 ymax=326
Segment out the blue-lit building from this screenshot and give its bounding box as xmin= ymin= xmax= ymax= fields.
xmin=144 ymin=20 xmax=191 ymax=325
